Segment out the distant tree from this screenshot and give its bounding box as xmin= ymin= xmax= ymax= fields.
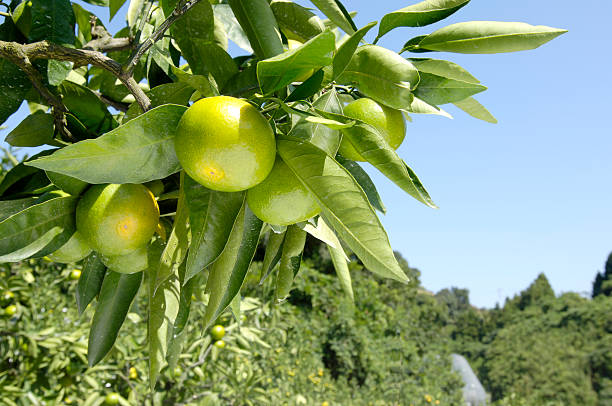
xmin=592 ymin=252 xmax=612 ymax=298
xmin=436 ymin=287 xmax=471 ymax=318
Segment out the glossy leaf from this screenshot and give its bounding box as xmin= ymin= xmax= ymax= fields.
xmin=338 ymin=45 xmax=419 ymax=109
xmin=228 ymin=0 xmax=284 ymax=59
xmin=414 ymin=72 xmax=486 ymax=105
xmin=410 ymin=58 xmax=480 ymax=83
xmin=0 ymin=152 xmax=53 ymax=197
xmin=289 ymin=88 xmax=343 ymax=155
xmin=285 ymin=68 xmax=327 ymax=102
xmin=109 ymin=0 xmax=128 ymax=20
xmin=277 ymin=136 xmax=408 ymax=283
xmin=299 ymin=217 xmax=347 ymax=259
xmin=275 ymin=225 xmax=307 ymax=301
xmin=88 ymin=271 xmax=143 ymax=366
xmin=328 ymin=243 xmax=354 ymax=302
xmin=76 ymin=252 xmax=107 ymax=315
xmin=30 ymin=0 xmax=76 ymax=45
xmin=0 ymin=193 xmax=77 ymax=262
xmin=47 ymin=60 xmax=73 ymax=86
xmin=59 ymin=81 xmax=115 ymax=134
xmin=403 ymin=96 xmax=452 ymax=118
xmin=26 ymin=104 xmax=186 ymax=184
xmin=212 ymin=4 xmax=253 ymax=54
xmin=260 ymin=230 xmax=286 ymax=284
xmin=336 ymin=155 xmax=386 ymax=214
xmin=0 ymin=198 xmax=38 ymax=223
xmin=270 ymin=0 xmax=326 ymax=42
xmin=184 ymin=176 xmax=245 ymax=284
xmin=45 ymin=172 xmax=89 ymax=196
xmin=4 ymin=112 xmax=55 ymax=147
xmin=417 ymin=21 xmax=567 ymax=54
xmin=333 ymin=22 xmax=377 ymax=79
xmin=257 ymin=30 xmax=335 ymax=94
xmin=453 ymin=96 xmax=497 ymax=123
xmin=155 ymin=175 xmax=190 ymax=289
xmin=377 ymin=0 xmax=470 ymax=40
xmin=124 ymin=83 xmax=194 ymax=122
xmin=202 ymin=204 xmax=263 ymax=330
xmin=310 ymin=0 xmax=356 ymax=35
xmin=0 ymin=20 xmax=31 ymax=126
xmin=165 ymin=0 xmax=237 ymax=88
xmin=172 ymin=68 xmax=220 ymax=98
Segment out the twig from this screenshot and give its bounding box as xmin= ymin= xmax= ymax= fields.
xmin=124 ymin=0 xmax=203 ymax=73
xmin=0 ymin=40 xmax=152 ymax=111
xmin=0 ymin=11 xmax=9 ymax=17
xmin=93 ymin=91 xmax=130 ymax=112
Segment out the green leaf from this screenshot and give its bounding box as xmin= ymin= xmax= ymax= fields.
xmin=81 ymin=0 xmax=108 ymax=6
xmin=332 ymin=21 xmax=377 ymax=79
xmin=275 ymin=225 xmax=306 ymax=301
xmin=30 ymin=0 xmax=76 ymax=45
xmin=171 ymin=67 xmax=220 ymax=98
xmin=76 ymin=252 xmax=107 ymax=315
xmin=318 ymin=110 xmax=438 ymax=209
xmin=453 ymin=96 xmax=497 ymax=123
xmin=0 ymin=193 xmax=77 ymax=262
xmin=285 ymin=68 xmax=327 ymax=102
xmin=377 ymin=0 xmax=470 ymax=40
xmin=124 ymin=83 xmax=194 ymax=122
xmin=414 ymin=72 xmax=486 ymax=105
xmin=299 ymin=217 xmax=347 ymax=259
xmin=47 ymin=60 xmax=73 ymax=86
xmin=26 ymin=104 xmax=186 ymax=184
xmin=148 ymin=248 xmax=181 ymax=389
xmin=410 ymin=58 xmax=480 ymax=83
xmin=277 ymin=136 xmax=408 ymax=283
xmin=0 ymin=198 xmax=38 ymax=223
xmin=166 ymin=0 xmax=238 ymax=88
xmin=257 ymin=30 xmax=335 ymax=94
xmin=336 ymin=155 xmax=386 ymax=214
xmin=202 ymin=204 xmax=262 ymax=330
xmin=110 ymin=0 xmax=128 ymax=20
xmin=0 ymin=20 xmax=31 ymax=126
xmin=403 ymin=96 xmax=452 ymax=118
xmin=73 ymin=3 xmax=96 ymax=43
xmin=184 ymin=175 xmax=245 ymax=284
xmin=45 ymin=172 xmax=89 ymax=196
xmin=338 ymin=45 xmax=419 ymax=109
xmin=0 ymin=152 xmax=52 ymax=197
xmin=228 ymin=0 xmax=284 ymax=59
xmin=212 ymin=4 xmax=253 ymax=54
xmin=289 ymin=88 xmax=343 ymax=156
xmin=259 ymin=230 xmax=286 ymax=284
xmin=310 ymin=0 xmax=356 ymax=35
xmin=88 ymin=271 xmax=142 ymax=366
xmin=59 ymin=81 xmax=115 ymax=134
xmin=417 ymin=21 xmax=567 ymax=54
xmin=4 ymin=112 xmax=55 ymax=147
xmin=270 ymin=0 xmax=326 ymax=42
xmin=328 ymin=243 xmax=353 ymax=302
xmin=155 ymin=174 xmax=190 ymax=290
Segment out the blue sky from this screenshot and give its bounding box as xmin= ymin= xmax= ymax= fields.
xmin=1 ymin=0 xmax=610 ymax=307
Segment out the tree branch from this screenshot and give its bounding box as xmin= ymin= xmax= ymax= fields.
xmin=94 ymin=91 xmax=130 ymax=112
xmin=0 ymin=40 xmax=151 ymax=111
xmin=124 ymin=0 xmax=204 ymax=74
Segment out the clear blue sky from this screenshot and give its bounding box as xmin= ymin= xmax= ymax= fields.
xmin=1 ymin=1 xmax=610 ymax=308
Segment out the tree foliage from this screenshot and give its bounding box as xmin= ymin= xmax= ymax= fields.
xmin=0 ymin=0 xmax=565 ymax=388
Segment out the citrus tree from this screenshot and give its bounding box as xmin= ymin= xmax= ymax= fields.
xmin=0 ymin=0 xmax=565 ymax=389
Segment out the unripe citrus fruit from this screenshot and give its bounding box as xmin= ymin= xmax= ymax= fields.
xmin=174 ymin=96 xmax=276 ymax=192
xmin=69 ymin=269 xmax=81 ymax=280
xmin=49 ymin=231 xmax=92 ymax=263
xmin=338 ymin=98 xmax=406 ymax=162
xmin=214 ymin=339 xmax=226 ymax=349
xmin=173 ymin=366 xmax=182 ymax=378
xmin=2 ymin=291 xmax=14 ymax=303
xmin=246 ymin=156 xmax=320 ymax=225
xmin=101 ymin=245 xmax=149 ymax=274
xmin=129 ymin=367 xmax=138 ymax=379
xmin=76 ymin=184 xmax=159 ymax=256
xmin=104 ymin=393 xmax=119 ymax=405
xmin=210 ymin=324 xmax=226 ymax=340
xmin=4 ymin=305 xmax=17 ymax=317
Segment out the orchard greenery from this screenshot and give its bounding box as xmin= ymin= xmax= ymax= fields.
xmin=0 ymin=0 xmax=565 ymax=388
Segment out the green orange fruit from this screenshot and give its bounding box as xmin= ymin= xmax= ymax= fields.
xmin=213 ymin=339 xmax=226 ymax=349
xmin=338 ymin=98 xmax=406 ymax=162
xmin=129 ymin=367 xmax=138 ymax=379
xmin=174 ymin=96 xmax=276 ymax=192
xmin=210 ymin=324 xmax=226 ymax=340
xmin=4 ymin=305 xmax=17 ymax=317
xmin=76 ymin=184 xmax=159 ymax=256
xmin=69 ymin=269 xmax=81 ymax=280
xmin=48 ymin=231 xmax=92 ymax=263
xmin=104 ymin=393 xmax=119 ymax=405
xmin=246 ymin=156 xmax=320 ymax=225
xmin=101 ymin=245 xmax=149 ymax=274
